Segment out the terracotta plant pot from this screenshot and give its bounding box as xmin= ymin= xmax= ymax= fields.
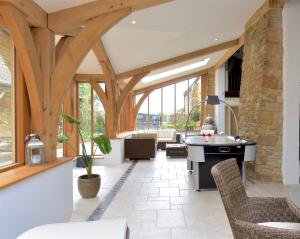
xmin=78 ymin=174 xmax=101 ymax=198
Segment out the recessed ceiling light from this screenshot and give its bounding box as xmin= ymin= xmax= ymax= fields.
xmin=144 ymin=59 xmax=148 ymax=62
xmin=214 ymin=37 xmax=219 ymax=41
xmin=132 ymin=20 xmax=136 ymax=24
xmin=142 ymin=58 xmax=210 ymax=83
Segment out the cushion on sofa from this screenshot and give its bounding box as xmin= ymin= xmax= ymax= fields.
xmin=135 ymin=133 xmax=158 ymax=144
xmin=158 ymin=130 xmax=175 ymax=138
xmin=158 ymin=137 xmax=176 ymax=143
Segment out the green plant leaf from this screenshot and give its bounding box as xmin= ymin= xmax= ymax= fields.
xmin=93 ymin=135 xmax=112 ymax=155
xmin=61 ymin=113 xmax=81 ymax=125
xmin=57 ymin=134 xmax=69 ymax=143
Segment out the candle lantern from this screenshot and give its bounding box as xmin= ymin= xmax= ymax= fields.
xmin=25 ymin=134 xmax=45 ymax=165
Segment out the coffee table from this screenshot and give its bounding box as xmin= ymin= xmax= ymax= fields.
xmin=166 ymin=143 xmax=188 ymax=157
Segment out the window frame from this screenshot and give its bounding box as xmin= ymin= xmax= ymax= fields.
xmin=0 ymin=44 xmax=30 ymax=172
xmin=135 ymin=77 xmax=201 ymax=131
xmin=76 ymin=82 xmax=106 ymax=158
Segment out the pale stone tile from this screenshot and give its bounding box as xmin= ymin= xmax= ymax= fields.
xmin=135 ymin=201 xmax=170 ymax=210
xmin=139 ymin=228 xmax=171 ymax=237
xmin=171 ymin=226 xmax=206 ymax=239
xmin=70 ymin=150 xmax=290 ymax=239
xmin=160 ymin=187 xmax=180 ymax=197
xmin=148 ymin=196 xmax=170 ymax=201
xmin=157 ymin=209 xmax=185 ymax=228
xmin=127 ymin=210 xmax=157 ymax=222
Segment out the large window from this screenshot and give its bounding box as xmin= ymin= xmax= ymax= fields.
xmin=136 ymin=77 xmax=202 ymax=131
xmin=176 ymin=80 xmax=188 ymax=130
xmin=149 ymin=89 xmax=161 ymax=129
xmin=78 ymin=83 xmax=105 ymax=157
xmin=162 ymin=85 xmax=175 ymax=128
xmin=0 ymin=28 xmax=15 ymax=168
xmin=188 ymin=78 xmax=201 ymax=130
xmin=136 ymin=95 xmax=148 ymax=130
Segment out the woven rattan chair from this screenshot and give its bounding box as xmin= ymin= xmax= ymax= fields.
xmin=211 ymin=159 xmax=300 ymax=239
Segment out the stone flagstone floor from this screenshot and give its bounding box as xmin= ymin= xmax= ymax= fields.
xmin=70 ymin=151 xmax=291 ymax=239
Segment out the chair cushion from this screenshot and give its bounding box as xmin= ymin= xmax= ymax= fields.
xmin=135 ymin=133 xmax=157 ymax=144
xmin=158 ymin=137 xmax=176 ymax=142
xmin=158 ymin=130 xmax=174 ymax=138
xmin=17 ymin=219 xmax=128 ymax=239
xmin=258 ymin=222 xmax=300 ymax=230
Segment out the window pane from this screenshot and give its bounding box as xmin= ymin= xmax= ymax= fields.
xmin=0 ymin=28 xmax=15 ymax=167
xmin=78 ymin=83 xmax=91 ymax=155
xmin=188 ymin=77 xmax=201 ymax=130
xmin=162 ymin=85 xmax=175 ymax=128
xmin=93 ymin=89 xmax=105 ymax=156
xmin=149 ymin=89 xmax=161 ymax=129
xmin=176 ymin=80 xmax=188 ymax=130
xmin=56 ymin=106 xmax=64 ymax=157
xmin=135 ymin=94 xmax=142 ymax=105
xmin=136 ymin=96 xmax=148 ymax=130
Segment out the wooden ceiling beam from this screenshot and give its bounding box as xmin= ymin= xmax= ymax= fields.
xmin=51 ymin=8 xmax=130 ymax=118
xmin=117 ymin=72 xmax=149 ymax=117
xmin=93 ymin=40 xmax=116 ymax=82
xmin=134 ymin=69 xmax=208 ymax=95
xmin=1 ymin=5 xmax=43 ymax=133
xmin=213 ymin=34 xmax=245 ymax=70
xmin=48 ymin=0 xmax=173 ymax=35
xmin=0 ymin=0 xmax=47 ymax=27
xmin=134 ymin=90 xmax=152 ymax=118
xmin=0 ymin=15 xmax=6 ymax=26
xmin=90 ymin=80 xmax=108 ymax=112
xmin=55 ymin=36 xmax=74 ymax=64
xmin=74 ymin=74 xmax=105 ymax=82
xmin=117 ymin=39 xmax=239 ymax=80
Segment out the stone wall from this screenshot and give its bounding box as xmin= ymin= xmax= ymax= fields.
xmin=206 ymin=68 xmax=216 ymax=118
xmin=239 ymin=3 xmax=284 ymax=183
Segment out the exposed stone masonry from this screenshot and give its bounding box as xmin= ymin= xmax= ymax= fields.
xmin=239 ymin=4 xmax=284 ymax=183
xmin=206 ymin=68 xmax=216 ymax=118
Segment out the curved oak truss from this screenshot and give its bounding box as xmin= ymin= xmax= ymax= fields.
xmin=0 ymin=0 xmax=246 ymax=161
xmin=134 ymin=90 xmax=153 ymax=120
xmin=1 ymin=5 xmax=43 ymax=134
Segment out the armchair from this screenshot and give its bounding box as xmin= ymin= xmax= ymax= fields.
xmin=211 ymin=159 xmax=300 ymax=239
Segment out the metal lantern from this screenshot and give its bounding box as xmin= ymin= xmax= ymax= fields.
xmin=25 ymin=134 xmax=45 ymax=165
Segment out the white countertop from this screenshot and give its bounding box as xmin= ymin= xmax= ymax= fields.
xmin=184 ymin=135 xmax=255 ymax=146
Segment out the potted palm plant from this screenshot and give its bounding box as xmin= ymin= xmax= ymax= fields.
xmin=57 ymin=113 xmax=112 ymax=198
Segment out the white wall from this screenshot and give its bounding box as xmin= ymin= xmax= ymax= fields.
xmin=0 ymin=161 xmax=73 ymax=239
xmin=215 ymin=65 xmax=226 ymax=133
xmin=99 ymin=139 xmax=125 ymax=165
xmin=282 ymin=0 xmax=300 ymax=184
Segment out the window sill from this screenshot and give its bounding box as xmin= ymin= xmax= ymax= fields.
xmin=0 ymin=157 xmax=73 ymax=190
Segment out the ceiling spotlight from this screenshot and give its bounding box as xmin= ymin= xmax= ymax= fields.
xmin=214 ymin=37 xmax=219 ymax=41
xmin=132 ymin=20 xmax=136 ymax=24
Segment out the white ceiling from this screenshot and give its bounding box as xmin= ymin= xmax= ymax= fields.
xmin=34 ymin=0 xmax=95 ymax=13
xmin=34 ymin=0 xmax=264 ymax=89
xmin=133 ymin=50 xmax=225 ymax=90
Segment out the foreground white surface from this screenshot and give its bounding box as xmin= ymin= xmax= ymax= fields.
xmin=0 ymin=161 xmax=73 ymax=239
xmin=17 ymin=219 xmax=128 ymax=239
xmin=71 ymin=151 xmax=291 ymax=239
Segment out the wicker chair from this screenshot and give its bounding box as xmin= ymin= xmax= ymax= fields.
xmin=211 ymin=159 xmax=300 ymax=239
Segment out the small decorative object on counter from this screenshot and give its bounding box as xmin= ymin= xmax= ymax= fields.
xmin=25 ymin=134 xmax=45 ymax=165
xmin=202 ymin=116 xmax=217 ymax=133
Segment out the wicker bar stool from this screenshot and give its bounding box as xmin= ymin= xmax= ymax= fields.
xmin=211 ymin=159 xmax=300 ymax=239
